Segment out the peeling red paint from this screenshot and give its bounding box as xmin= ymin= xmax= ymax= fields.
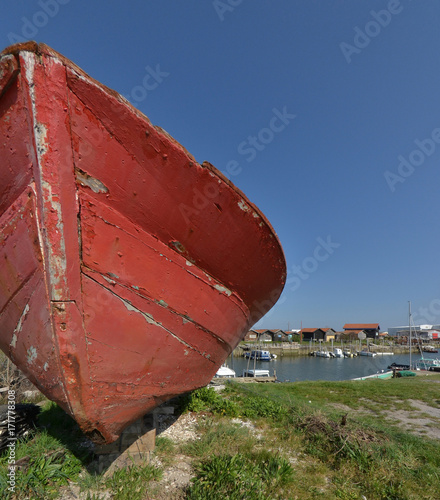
xmin=0 ymin=53 xmax=19 ymax=98
xmin=0 ymin=43 xmax=286 ymax=443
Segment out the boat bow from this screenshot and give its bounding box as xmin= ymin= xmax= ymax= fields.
xmin=0 ymin=42 xmax=286 ymax=443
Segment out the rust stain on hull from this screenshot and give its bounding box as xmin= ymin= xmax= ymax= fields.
xmin=0 ymin=42 xmax=286 ymax=443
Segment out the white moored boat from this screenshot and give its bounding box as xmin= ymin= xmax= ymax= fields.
xmin=242 ymin=369 xmax=271 ymax=377
xmin=214 ymin=365 xmax=236 ymax=378
xmin=358 ymin=350 xmax=376 ymax=357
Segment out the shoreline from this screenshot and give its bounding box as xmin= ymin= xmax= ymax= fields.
xmin=233 ymin=343 xmax=414 ymax=357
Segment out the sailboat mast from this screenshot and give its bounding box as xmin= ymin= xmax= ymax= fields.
xmin=409 ymin=301 xmax=412 ymax=369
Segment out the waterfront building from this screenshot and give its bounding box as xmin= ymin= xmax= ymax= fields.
xmin=387 ymin=325 xmax=440 ymax=341
xmin=243 ymin=329 xmax=289 ymax=342
xmin=300 ymin=328 xmax=336 ymax=342
xmin=343 ymin=323 xmax=380 ymax=339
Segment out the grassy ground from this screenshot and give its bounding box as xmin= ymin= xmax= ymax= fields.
xmin=1 ymin=375 xmax=440 ymax=499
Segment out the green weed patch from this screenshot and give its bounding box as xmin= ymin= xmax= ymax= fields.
xmin=187 ymin=451 xmax=294 ymax=500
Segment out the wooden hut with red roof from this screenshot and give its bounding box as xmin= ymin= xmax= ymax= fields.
xmin=343 ymin=323 xmax=380 ymax=339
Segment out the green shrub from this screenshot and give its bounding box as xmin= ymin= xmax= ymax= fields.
xmin=180 ymin=386 xmax=219 ymax=412
xmin=180 ymin=386 xmax=239 ymax=416
xmin=239 ymin=395 xmax=287 ymax=420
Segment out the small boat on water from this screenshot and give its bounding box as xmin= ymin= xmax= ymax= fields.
xmin=244 ymin=350 xmax=273 ymax=361
xmin=352 ymin=370 xmax=393 ymax=381
xmin=0 ymin=43 xmax=286 ymax=443
xmin=388 ymin=359 xmax=440 ymax=371
xmin=214 ymin=365 xmax=236 ymax=379
xmin=343 ymin=350 xmax=355 ymax=358
xmin=314 ymin=350 xmax=331 ymax=358
xmin=333 ymin=348 xmax=343 ymax=358
xmin=423 ymin=345 xmax=439 ymax=353
xmin=414 ymin=358 xmax=440 ymax=371
xmin=388 ymin=362 xmax=411 ymax=371
xmin=242 ymin=369 xmax=271 ymax=378
xmin=358 ymin=350 xmax=376 ymax=357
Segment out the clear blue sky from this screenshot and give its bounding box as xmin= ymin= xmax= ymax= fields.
xmin=2 ymin=1 xmax=440 ymax=332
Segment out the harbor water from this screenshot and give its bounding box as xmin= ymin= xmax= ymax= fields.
xmin=229 ymin=352 xmax=440 ymax=382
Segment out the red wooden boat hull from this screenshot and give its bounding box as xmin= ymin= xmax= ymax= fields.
xmin=0 ymin=43 xmax=286 ymax=443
